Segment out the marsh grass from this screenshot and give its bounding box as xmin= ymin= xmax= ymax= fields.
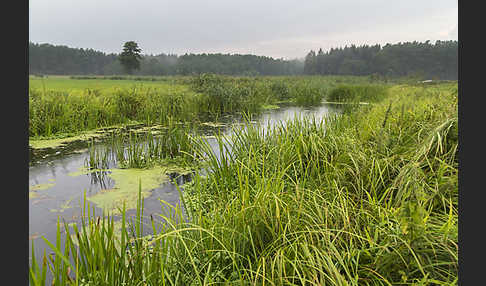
xmin=191 ymin=74 xmax=330 ymax=109
xmin=327 ymin=84 xmax=389 ymax=103
xmin=29 ymin=83 xmax=202 ymax=138
xmin=190 ymin=74 xmax=273 ymax=114
xmin=85 ymin=119 xmax=198 ymax=170
xmin=30 ymin=82 xmax=457 ymax=285
xmin=290 ymin=82 xmax=325 ymax=106
xmin=181 ymin=83 xmax=457 ymax=284
xmin=29 ymin=75 xmax=375 ymax=138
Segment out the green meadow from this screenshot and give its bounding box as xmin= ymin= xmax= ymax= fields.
xmin=29 ymin=75 xmax=184 ymax=93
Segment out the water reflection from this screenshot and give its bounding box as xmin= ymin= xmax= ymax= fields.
xmin=89 ymin=169 xmax=114 ymax=190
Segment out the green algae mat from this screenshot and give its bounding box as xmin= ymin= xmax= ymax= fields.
xmin=68 ymin=164 xmax=192 ymax=215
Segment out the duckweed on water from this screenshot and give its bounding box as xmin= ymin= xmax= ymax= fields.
xmin=49 ymin=196 xmax=75 ymax=213
xmin=29 ymin=192 xmax=40 ymax=199
xmin=29 ymin=183 xmax=55 ymax=191
xmin=29 ymin=130 xmax=106 ymax=150
xmin=87 ymin=164 xmax=192 ymax=215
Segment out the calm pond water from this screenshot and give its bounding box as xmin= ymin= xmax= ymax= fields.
xmin=28 ymin=103 xmax=341 ymax=276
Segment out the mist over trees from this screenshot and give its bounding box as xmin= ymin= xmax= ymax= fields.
xmin=28 ymin=42 xmax=304 ymax=76
xmin=303 ymin=40 xmax=458 ymax=79
xmin=176 ymin=53 xmax=303 ymax=75
xmin=29 ymin=40 xmax=457 ymax=79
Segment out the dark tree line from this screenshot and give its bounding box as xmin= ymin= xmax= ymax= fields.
xmin=29 ymin=43 xmax=118 ymax=75
xmin=28 ymin=42 xmax=304 ymax=76
xmin=304 ymin=40 xmax=458 ymax=79
xmin=29 ymin=40 xmax=457 ymax=79
xmin=176 ymin=53 xmax=303 ymax=75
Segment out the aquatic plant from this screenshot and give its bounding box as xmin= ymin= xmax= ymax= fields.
xmin=85 ymin=120 xmax=198 ymax=170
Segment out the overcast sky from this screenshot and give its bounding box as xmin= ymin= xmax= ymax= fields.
xmin=29 ymin=0 xmax=458 ymax=59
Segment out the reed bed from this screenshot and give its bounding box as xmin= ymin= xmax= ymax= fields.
xmin=28 ymin=84 xmax=201 ymax=137
xmin=190 ymin=74 xmax=334 ymax=108
xmin=30 ymin=82 xmax=456 ymax=285
xmin=327 ymin=84 xmax=389 ymax=103
xmin=29 ymin=75 xmax=382 ymax=138
xmin=85 ymin=120 xmax=198 ymax=170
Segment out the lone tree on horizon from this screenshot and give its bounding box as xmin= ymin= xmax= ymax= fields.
xmin=119 ymin=41 xmax=142 ymax=74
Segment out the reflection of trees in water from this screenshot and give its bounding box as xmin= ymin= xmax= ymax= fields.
xmin=49 ymin=164 xmax=57 ymax=178
xmin=168 ymin=172 xmax=193 ymax=186
xmin=89 ymin=170 xmax=114 ymax=190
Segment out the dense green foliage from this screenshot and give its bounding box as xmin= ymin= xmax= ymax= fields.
xmin=176 ymin=53 xmax=303 ymax=75
xmin=118 ymin=41 xmax=143 ymax=75
xmin=30 ymin=40 xmax=457 ymax=79
xmin=30 ymin=82 xmax=458 ymax=285
xmin=29 ymin=43 xmax=117 ymax=75
xmin=304 ymin=40 xmax=458 ymax=79
xmin=29 ymin=42 xmax=304 ymax=76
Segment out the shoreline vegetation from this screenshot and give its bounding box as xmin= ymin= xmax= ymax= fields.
xmin=29 ymin=74 xmax=387 ymax=160
xmin=29 ymin=75 xmax=458 ymax=285
xmin=29 ymin=75 xmax=394 ymax=141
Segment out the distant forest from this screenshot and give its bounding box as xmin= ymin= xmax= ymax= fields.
xmin=304 ymin=40 xmax=457 ymax=79
xmin=29 ymin=40 xmax=457 ymax=79
xmin=28 ymin=42 xmax=303 ymax=76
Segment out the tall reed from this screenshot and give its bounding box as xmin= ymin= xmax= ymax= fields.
xmin=85 ymin=120 xmax=198 ymax=170
xmin=327 ymin=84 xmax=389 ymax=103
